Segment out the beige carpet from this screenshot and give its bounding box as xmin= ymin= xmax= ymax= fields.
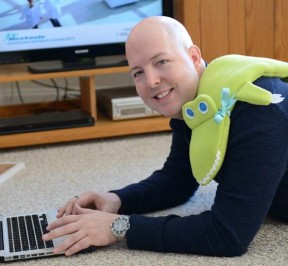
xmin=1 ymin=132 xmax=287 ymax=266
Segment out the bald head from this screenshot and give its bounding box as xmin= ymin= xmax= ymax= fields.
xmin=126 ymin=16 xmax=193 ymax=56
xmin=126 ymin=16 xmax=193 ymax=53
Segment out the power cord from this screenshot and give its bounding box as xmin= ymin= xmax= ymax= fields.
xmin=15 ymin=81 xmax=25 ymax=104
xmin=12 ymin=78 xmax=81 ymax=108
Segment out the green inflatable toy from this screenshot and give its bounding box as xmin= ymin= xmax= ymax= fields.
xmin=182 ymin=54 xmax=288 ymax=185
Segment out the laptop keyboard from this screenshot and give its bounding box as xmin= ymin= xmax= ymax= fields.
xmin=7 ymin=213 xmax=54 ymax=253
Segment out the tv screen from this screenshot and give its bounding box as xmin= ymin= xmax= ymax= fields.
xmin=0 ymin=0 xmax=174 ymax=73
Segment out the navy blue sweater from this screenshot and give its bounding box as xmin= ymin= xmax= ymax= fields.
xmin=112 ymin=77 xmax=288 ymax=257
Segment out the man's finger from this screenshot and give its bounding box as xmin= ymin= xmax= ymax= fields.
xmin=65 ymin=236 xmax=91 ymax=256
xmin=74 ymin=204 xmax=95 ymax=214
xmin=53 ymin=231 xmax=86 ymax=255
xmin=43 ymin=217 xmax=78 ymax=241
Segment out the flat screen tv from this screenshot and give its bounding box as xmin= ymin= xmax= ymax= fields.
xmin=0 ymin=0 xmax=174 ymax=73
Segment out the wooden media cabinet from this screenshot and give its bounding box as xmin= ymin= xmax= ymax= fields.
xmin=0 ymin=64 xmax=170 ymax=149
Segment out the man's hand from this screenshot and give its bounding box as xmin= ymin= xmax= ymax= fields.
xmin=57 ymin=191 xmax=121 ymax=218
xmin=43 ymin=205 xmax=119 ymax=256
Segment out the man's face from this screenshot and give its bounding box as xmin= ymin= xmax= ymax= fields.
xmin=126 ymin=27 xmax=201 ymax=119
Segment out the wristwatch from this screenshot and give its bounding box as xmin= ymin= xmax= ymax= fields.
xmin=110 ymin=215 xmax=130 ymax=242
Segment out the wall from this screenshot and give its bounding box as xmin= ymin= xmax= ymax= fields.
xmin=176 ymin=0 xmax=288 ymax=62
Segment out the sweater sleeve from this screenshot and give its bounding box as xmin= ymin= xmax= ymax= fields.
xmin=112 ymin=119 xmax=199 ymax=214
xmin=117 ymin=77 xmax=288 ymax=256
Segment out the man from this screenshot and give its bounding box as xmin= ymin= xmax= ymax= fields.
xmin=43 ymin=16 xmax=288 ymax=257
xmin=21 ymin=0 xmax=42 ymax=29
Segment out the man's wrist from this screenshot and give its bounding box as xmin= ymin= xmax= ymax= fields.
xmin=107 ymin=192 xmax=122 ymax=213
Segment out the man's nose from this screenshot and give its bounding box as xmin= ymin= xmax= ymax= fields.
xmin=145 ymin=70 xmax=161 ymax=88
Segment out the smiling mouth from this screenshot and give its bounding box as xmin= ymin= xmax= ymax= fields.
xmin=154 ymin=88 xmax=173 ymax=100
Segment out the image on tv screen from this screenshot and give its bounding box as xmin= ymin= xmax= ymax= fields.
xmin=1 ymin=0 xmax=162 ymax=52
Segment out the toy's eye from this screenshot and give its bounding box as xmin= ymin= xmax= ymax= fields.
xmin=185 ymin=108 xmax=195 ymax=119
xmin=198 ymin=102 xmax=208 ymax=114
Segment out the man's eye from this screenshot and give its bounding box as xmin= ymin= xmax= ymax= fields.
xmin=158 ymin=60 xmax=167 ymax=65
xmin=133 ymin=71 xmax=143 ymax=78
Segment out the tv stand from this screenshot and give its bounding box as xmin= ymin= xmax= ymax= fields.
xmin=27 ymin=57 xmax=128 ymax=74
xmin=0 ymin=63 xmax=170 ymax=149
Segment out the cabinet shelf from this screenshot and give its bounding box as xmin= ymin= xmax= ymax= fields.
xmin=0 ymin=64 xmax=170 ymax=149
xmin=0 ymin=115 xmax=170 ymax=149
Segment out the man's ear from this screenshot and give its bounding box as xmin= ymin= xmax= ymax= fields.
xmin=189 ymin=45 xmax=202 ymax=72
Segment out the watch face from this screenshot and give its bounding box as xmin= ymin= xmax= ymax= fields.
xmin=115 ymin=219 xmax=128 ymax=232
xmin=111 ymin=216 xmax=130 ymax=237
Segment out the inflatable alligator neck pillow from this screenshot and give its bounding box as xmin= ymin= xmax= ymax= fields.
xmin=182 ymin=54 xmax=288 ymax=185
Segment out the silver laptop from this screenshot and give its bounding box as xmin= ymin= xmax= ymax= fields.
xmin=0 ymin=209 xmax=66 ymax=262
